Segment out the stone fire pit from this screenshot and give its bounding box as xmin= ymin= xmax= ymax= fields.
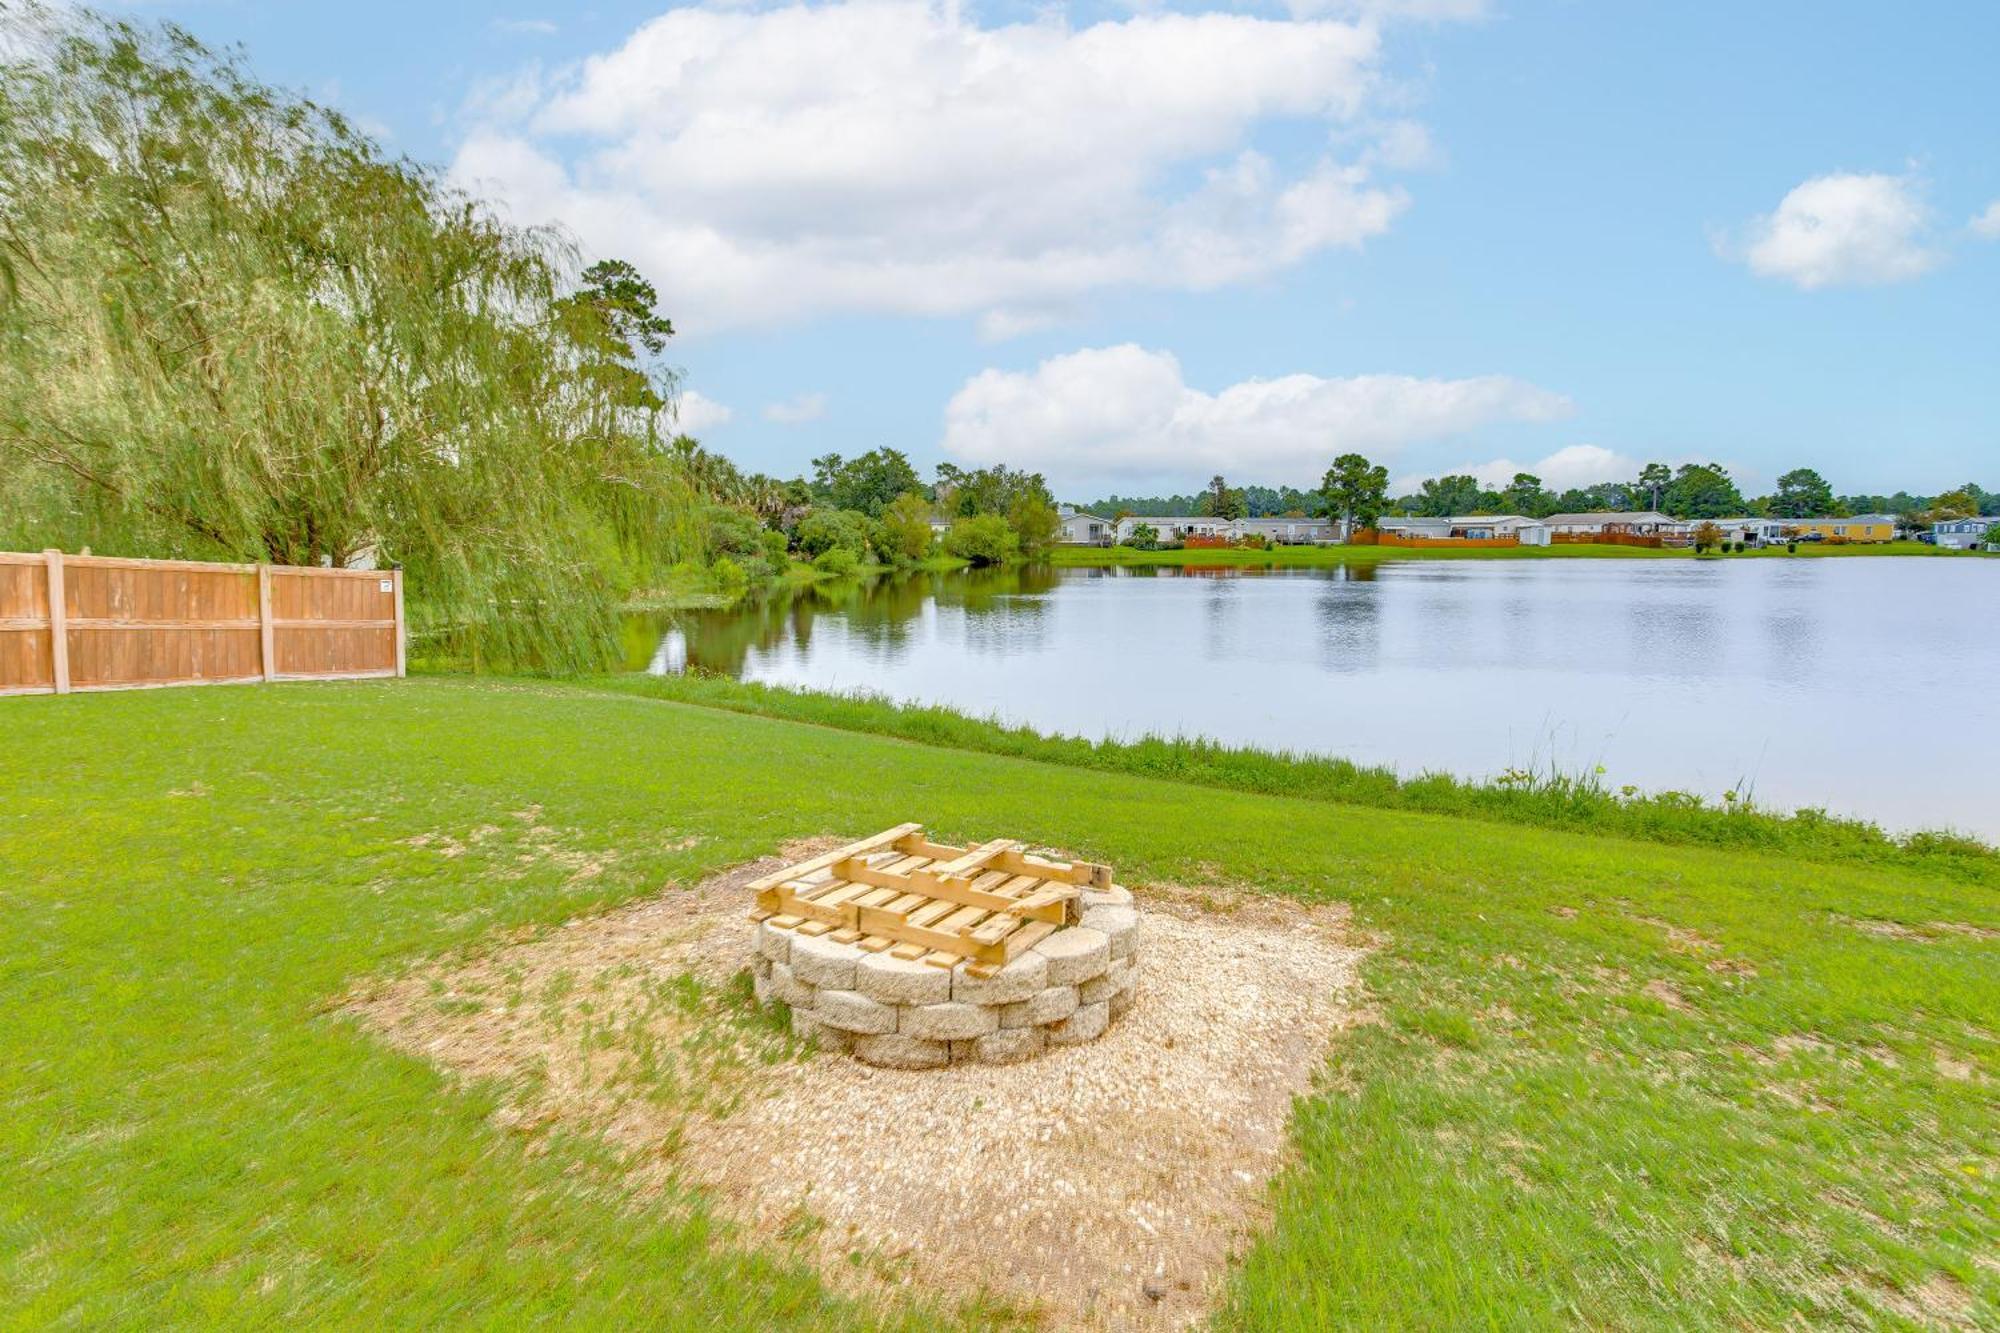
xmin=746 ymin=824 xmax=1140 ymax=1067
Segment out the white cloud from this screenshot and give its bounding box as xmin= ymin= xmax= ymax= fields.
xmin=1971 ymin=201 xmax=2000 ymax=240
xmin=449 ymin=3 xmax=1441 ymax=333
xmin=493 ymin=18 xmax=558 ymax=36
xmin=672 ymin=389 xmax=733 ymax=434
xmin=941 ymin=344 xmax=1571 ymax=491
xmin=1729 ymin=172 xmax=1941 ymax=289
xmin=763 ymin=392 xmax=828 ymax=425
xmin=1286 ymin=0 xmax=1489 ymax=19
xmin=1394 ymin=444 xmax=1640 ymax=495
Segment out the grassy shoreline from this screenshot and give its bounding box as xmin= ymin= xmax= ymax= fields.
xmin=1051 ymin=538 xmax=1970 ymax=568
xmin=3 ymin=677 xmax=1994 ymax=1327
xmin=600 ymin=672 xmax=1999 ymax=882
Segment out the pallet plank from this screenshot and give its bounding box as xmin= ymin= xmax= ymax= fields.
xmin=745 ymin=823 xmax=924 ymax=892
xmin=929 ymin=838 xmax=1022 ymax=878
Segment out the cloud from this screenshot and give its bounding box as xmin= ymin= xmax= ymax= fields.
xmin=763 ymin=392 xmax=828 ymax=425
xmin=1727 ymin=172 xmax=1941 ymax=289
xmin=493 ymin=18 xmax=557 ymax=36
xmin=941 ymin=345 xmax=1571 ymax=491
xmin=448 ymin=3 xmax=1445 ymax=333
xmin=1971 ymin=201 xmax=2000 ymax=240
xmin=673 ymin=389 xmax=733 ymax=434
xmin=1394 ymin=444 xmax=1640 ymax=495
xmin=1285 ymin=0 xmax=1489 ymax=19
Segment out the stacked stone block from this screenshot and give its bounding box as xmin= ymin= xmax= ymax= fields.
xmin=748 ymin=884 xmax=1140 ymax=1066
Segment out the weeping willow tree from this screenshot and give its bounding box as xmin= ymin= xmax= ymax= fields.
xmin=0 ymin=5 xmax=705 ymax=670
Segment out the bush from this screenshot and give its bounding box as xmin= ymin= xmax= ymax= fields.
xmin=1127 ymin=523 xmax=1159 ymax=550
xmin=702 ymin=504 xmax=766 ymax=560
xmin=761 ymin=530 xmax=790 ymax=566
xmin=879 ymin=491 xmax=937 ymax=563
xmin=812 ymin=546 xmax=860 ymax=577
xmin=1007 ymin=496 xmax=1061 ymax=557
xmin=794 ymin=508 xmax=871 ymax=560
xmin=709 ymin=556 xmax=748 ymax=595
xmin=943 ymin=514 xmax=1020 ymax=566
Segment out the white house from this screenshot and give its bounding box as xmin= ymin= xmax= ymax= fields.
xmin=1112 ymin=515 xmax=1233 ymax=545
xmin=1377 ymin=515 xmax=1550 ymax=544
xmin=1933 ymin=516 xmax=1999 ymax=550
xmin=1235 ymin=516 xmax=1338 ymax=544
xmin=1377 ymin=517 xmax=1453 ymax=538
xmin=1055 ymin=508 xmax=1115 ymax=545
xmin=1453 ymin=514 xmax=1550 ymax=544
xmin=1541 ymin=510 xmax=1690 ymax=537
xmin=1707 ymin=517 xmax=1789 ymax=546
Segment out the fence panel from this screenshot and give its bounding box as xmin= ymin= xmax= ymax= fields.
xmin=0 ymin=550 xmax=403 ymax=697
xmin=0 ymin=554 xmax=55 ymax=694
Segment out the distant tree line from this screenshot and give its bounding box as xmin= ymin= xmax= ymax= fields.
xmin=1084 ymin=463 xmax=1997 ymax=529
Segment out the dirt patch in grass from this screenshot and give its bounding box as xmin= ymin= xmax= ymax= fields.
xmin=1835 ymin=914 xmax=2000 ymax=943
xmin=348 ymin=851 xmax=1367 ymax=1328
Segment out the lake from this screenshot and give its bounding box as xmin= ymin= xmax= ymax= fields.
xmin=629 ymin=558 xmax=2000 ymax=839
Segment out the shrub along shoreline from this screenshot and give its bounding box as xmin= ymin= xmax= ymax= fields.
xmin=596 ymin=673 xmax=2000 ymax=883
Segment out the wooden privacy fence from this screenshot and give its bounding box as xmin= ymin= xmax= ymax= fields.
xmin=1551 ymin=531 xmax=1666 ymax=548
xmin=0 ymin=550 xmax=404 ymax=697
xmin=1351 ymin=530 xmax=1522 ymax=549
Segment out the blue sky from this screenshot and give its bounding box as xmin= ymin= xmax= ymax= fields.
xmin=153 ymin=1 xmax=1999 ymax=501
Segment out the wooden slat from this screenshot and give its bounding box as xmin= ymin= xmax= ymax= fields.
xmin=980 ymin=849 xmax=1110 ymax=888
xmin=936 ymin=904 xmax=989 ymax=934
xmin=1002 ymin=921 xmax=1059 ymax=958
xmin=745 ymin=824 xmax=923 ymax=893
xmin=44 ymin=551 xmax=68 ymax=695
xmin=968 ymin=913 xmax=1023 ymax=946
xmin=895 ymin=838 xmax=975 ymax=862
xmin=929 ymin=838 xmax=1023 ymax=878
xmin=906 ymin=899 xmax=959 ymax=929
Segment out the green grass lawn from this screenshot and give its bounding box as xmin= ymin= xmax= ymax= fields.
xmin=3 ymin=679 xmax=1994 ymax=1327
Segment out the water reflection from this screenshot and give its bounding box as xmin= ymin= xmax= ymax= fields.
xmin=625 ymin=559 xmax=2000 ymax=837
xmin=1313 ymin=574 xmax=1380 ymax=675
xmin=625 ymin=564 xmax=1061 ymax=677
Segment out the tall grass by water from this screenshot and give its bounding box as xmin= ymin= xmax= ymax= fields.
xmin=604 ymin=673 xmax=1999 ymax=882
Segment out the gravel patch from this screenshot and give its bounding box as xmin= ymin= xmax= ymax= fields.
xmin=349 ymin=849 xmax=1366 ymax=1329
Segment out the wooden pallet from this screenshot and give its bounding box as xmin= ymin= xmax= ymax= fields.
xmin=747 ymin=824 xmax=1111 ymax=974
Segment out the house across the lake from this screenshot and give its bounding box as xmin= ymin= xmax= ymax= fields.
xmin=1055 ymin=507 xmax=1115 ymax=545
xmin=1235 ymin=516 xmax=1339 ymax=544
xmin=1110 ymin=515 xmax=1248 ymax=545
xmin=1783 ymin=514 xmax=1896 ymax=543
xmin=1374 ymin=515 xmax=1550 ymax=545
xmin=1932 ymin=516 xmax=1998 ymax=550
xmin=1708 ymin=517 xmax=1790 ymax=545
xmin=1542 ymin=510 xmax=1691 ymax=540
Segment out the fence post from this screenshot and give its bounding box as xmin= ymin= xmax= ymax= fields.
xmin=257 ymin=564 xmax=276 ymax=682
xmin=391 ymin=568 xmax=406 ymax=678
xmin=43 ymin=549 xmax=70 ymax=695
